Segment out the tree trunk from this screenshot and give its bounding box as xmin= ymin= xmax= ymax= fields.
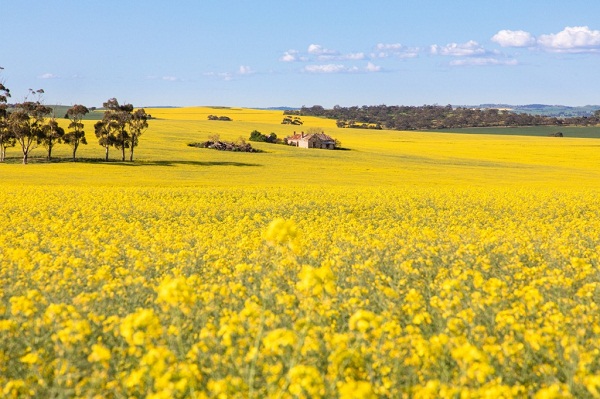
xmin=20 ymin=138 xmax=30 ymax=164
xmin=105 ymin=146 xmax=109 ymax=161
xmin=0 ymin=145 xmax=5 ymax=162
xmin=47 ymin=145 xmax=52 ymax=161
xmin=129 ymin=146 xmax=134 ymax=162
xmin=121 ymin=145 xmax=125 ymax=161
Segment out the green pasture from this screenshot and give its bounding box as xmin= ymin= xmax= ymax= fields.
xmin=439 ymin=125 xmax=600 ymax=138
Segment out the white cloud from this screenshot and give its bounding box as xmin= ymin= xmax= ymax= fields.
xmin=490 ymin=26 xmax=600 ymax=53
xmin=492 ymin=30 xmax=536 ymax=47
xmin=303 ymin=63 xmax=381 ymax=74
xmin=538 ymin=26 xmax=600 ymax=53
xmin=238 ymin=65 xmax=254 ymax=75
xmin=162 ymin=76 xmax=178 ymax=81
xmin=376 ymin=43 xmax=404 ymax=51
xmin=342 ymin=52 xmax=366 ymax=60
xmin=39 ymin=73 xmax=58 ymax=79
xmin=365 ymin=62 xmax=381 ymax=72
xmin=280 ymin=49 xmax=302 ymax=62
xmin=204 ymin=71 xmax=233 ymax=81
xmin=372 ymin=43 xmax=419 ymax=59
xmin=307 ymin=44 xmax=338 ymax=56
xmin=430 ymin=40 xmax=486 ymax=56
xmin=282 ymin=45 xmax=366 ymax=62
xmin=449 ymin=57 xmax=518 ymax=66
xmin=317 ymin=52 xmax=367 ymax=61
xmin=303 ymin=64 xmax=347 ymax=73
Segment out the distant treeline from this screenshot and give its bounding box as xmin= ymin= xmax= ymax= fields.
xmin=286 ymin=105 xmax=600 ymax=130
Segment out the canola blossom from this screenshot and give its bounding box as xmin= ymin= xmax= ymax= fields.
xmin=2 ymin=185 xmax=600 ymax=398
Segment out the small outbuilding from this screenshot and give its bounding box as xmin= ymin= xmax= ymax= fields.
xmin=286 ymin=131 xmax=336 ymax=149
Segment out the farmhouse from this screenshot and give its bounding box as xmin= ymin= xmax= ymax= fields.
xmin=286 ymin=131 xmax=336 ymax=149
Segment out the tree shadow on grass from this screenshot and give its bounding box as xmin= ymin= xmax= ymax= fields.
xmin=133 ymin=160 xmax=263 ymax=167
xmin=89 ymin=159 xmax=263 ymax=167
xmin=2 ymin=157 xmax=262 ymax=167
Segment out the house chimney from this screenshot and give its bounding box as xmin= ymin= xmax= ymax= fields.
xmin=301 ymin=131 xmax=305 ymax=138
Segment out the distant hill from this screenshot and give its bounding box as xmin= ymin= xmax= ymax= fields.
xmin=474 ymin=104 xmax=600 ymax=117
xmin=48 ymin=105 xmax=104 ymax=121
xmin=257 ymin=106 xmax=299 ymax=111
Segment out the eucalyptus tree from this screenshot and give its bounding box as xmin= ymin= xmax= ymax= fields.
xmin=103 ymin=98 xmax=133 ymax=161
xmin=0 ymin=72 xmax=13 ymax=162
xmin=94 ymin=119 xmax=114 ymax=161
xmin=9 ymin=90 xmax=52 ymax=164
xmin=127 ymin=108 xmax=150 ymax=161
xmin=40 ymin=117 xmax=64 ymax=161
xmin=63 ymin=104 xmax=89 ymax=161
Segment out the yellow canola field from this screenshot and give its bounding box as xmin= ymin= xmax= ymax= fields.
xmin=2 ymin=106 xmax=600 ymax=188
xmin=2 ymin=107 xmax=600 ymax=397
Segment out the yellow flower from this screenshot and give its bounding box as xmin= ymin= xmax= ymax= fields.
xmin=156 ymin=275 xmax=197 ymax=314
xmin=264 ymin=218 xmax=298 ymax=245
xmin=339 ymin=380 xmax=376 ymax=399
xmin=533 ymin=383 xmax=570 ymax=399
xmin=297 ymin=264 xmax=336 ymax=296
xmin=120 ymin=308 xmax=162 ymax=346
xmin=262 ymin=328 xmax=297 ymax=356
xmin=20 ymin=352 xmax=40 ymax=365
xmin=349 ymin=310 xmax=379 ymax=333
xmin=88 ymin=343 xmax=111 ymax=363
xmin=288 ymin=365 xmax=325 ymax=399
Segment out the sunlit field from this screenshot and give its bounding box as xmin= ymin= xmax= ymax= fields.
xmin=2 ymin=107 xmax=600 ymax=397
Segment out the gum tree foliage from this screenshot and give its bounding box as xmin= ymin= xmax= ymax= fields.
xmin=9 ymin=89 xmax=52 ymax=164
xmin=94 ymin=119 xmax=114 ymax=162
xmin=97 ymin=98 xmax=149 ymax=161
xmin=63 ymin=104 xmax=89 ymax=162
xmin=128 ymin=108 xmax=150 ymax=161
xmin=296 ymin=104 xmax=600 ymax=130
xmin=103 ymin=98 xmax=133 ymax=162
xmin=40 ymin=117 xmax=64 ymax=161
xmin=0 ymin=69 xmax=13 ymax=162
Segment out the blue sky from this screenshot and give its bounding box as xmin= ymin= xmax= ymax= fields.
xmin=2 ymin=0 xmax=600 ymax=108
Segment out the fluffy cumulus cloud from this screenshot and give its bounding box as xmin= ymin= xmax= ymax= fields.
xmin=491 ymin=26 xmax=600 ymax=53
xmin=282 ymin=43 xmax=417 ymax=66
xmin=280 ymin=50 xmax=307 ymax=62
xmin=372 ymin=43 xmax=420 ymax=59
xmin=491 ymin=30 xmax=536 ymax=47
xmin=238 ymin=65 xmax=254 ymax=75
xmin=430 ymin=40 xmax=487 ymax=56
xmin=537 ymin=26 xmax=600 ymax=53
xmin=303 ymin=62 xmax=381 ymax=74
xmin=365 ymin=62 xmax=381 ymax=72
xmin=303 ymin=64 xmax=348 ymax=73
xmin=342 ymin=52 xmax=366 ymax=60
xmin=429 ymin=40 xmax=517 ymax=67
xmin=307 ymin=44 xmax=338 ymax=56
xmin=449 ymin=57 xmax=518 ymax=66
xmin=282 ymin=45 xmax=368 ymax=63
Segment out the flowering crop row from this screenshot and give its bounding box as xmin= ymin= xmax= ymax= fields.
xmin=2 ymin=186 xmax=600 ymax=398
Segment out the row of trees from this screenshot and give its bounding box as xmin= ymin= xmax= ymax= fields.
xmin=95 ymin=98 xmax=150 ymax=162
xmin=289 ymin=104 xmax=600 ymax=131
xmin=0 ymin=71 xmax=149 ymax=164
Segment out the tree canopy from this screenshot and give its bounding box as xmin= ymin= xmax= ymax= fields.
xmin=290 ymin=104 xmax=600 ymax=131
